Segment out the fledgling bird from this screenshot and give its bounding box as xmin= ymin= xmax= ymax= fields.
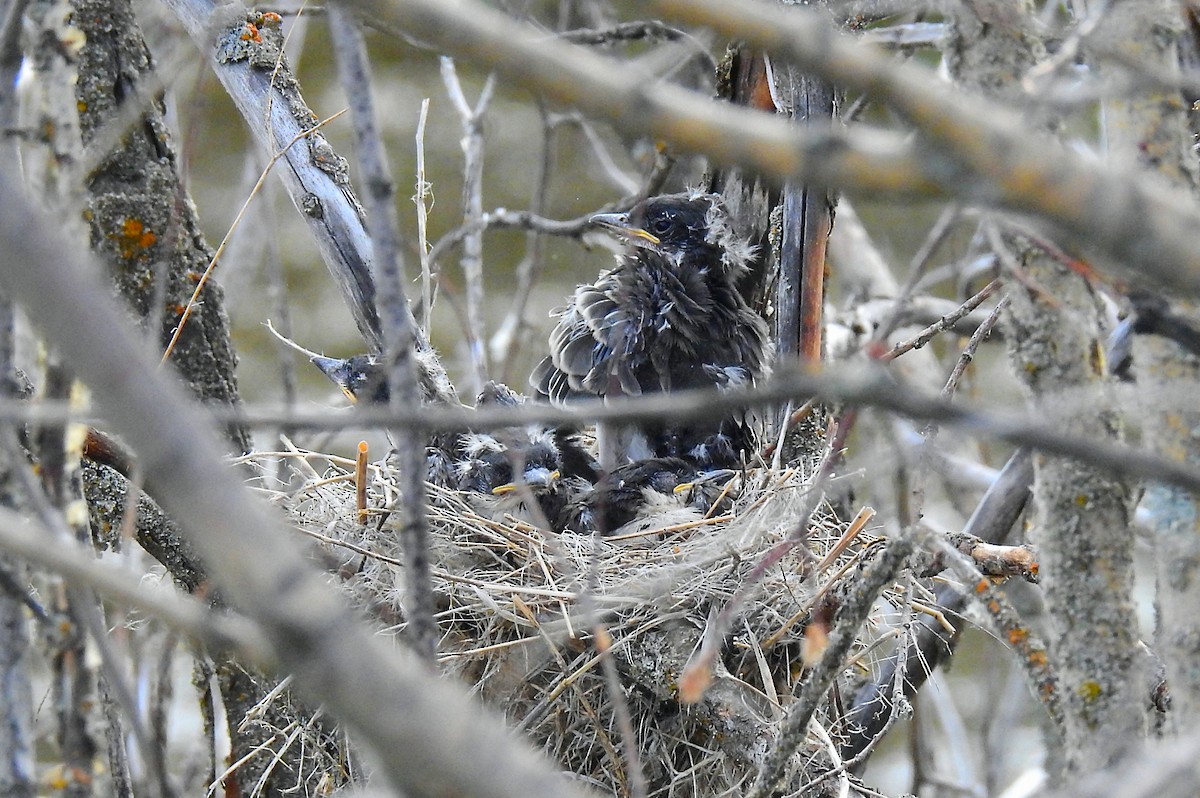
xmin=674 ymin=466 xmax=740 ymax=518
xmin=531 ymin=191 xmax=769 ymax=470
xmin=457 ymin=381 xmax=599 ymax=528
xmin=312 ymin=353 xmax=390 ymax=405
xmin=311 ymin=352 xmax=463 ymax=486
xmin=560 ymin=457 xmax=738 ymax=536
xmin=309 ymin=346 xmax=457 ymax=407
xmin=312 ymin=355 xmax=598 ymax=527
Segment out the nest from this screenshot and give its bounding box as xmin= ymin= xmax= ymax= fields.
xmin=247 ymin=445 xmax=887 ymax=797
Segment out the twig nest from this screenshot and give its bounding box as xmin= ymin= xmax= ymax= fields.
xmin=252 ymin=449 xmax=878 ymax=797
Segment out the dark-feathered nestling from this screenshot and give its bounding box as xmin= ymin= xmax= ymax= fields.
xmin=312 ymin=353 xmax=389 ymax=405
xmin=454 ymin=381 xmax=599 ymax=528
xmin=561 ymin=456 xmax=738 ymax=536
xmin=531 ymin=192 xmax=770 ymax=470
xmin=312 ymin=355 xmax=598 ymax=528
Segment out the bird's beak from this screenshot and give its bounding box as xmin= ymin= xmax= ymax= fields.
xmin=311 ymin=356 xmax=359 ymax=403
xmin=492 ymin=469 xmax=561 ymax=495
xmin=673 ymin=470 xmax=737 ymax=496
xmin=590 ymin=211 xmax=661 ymax=246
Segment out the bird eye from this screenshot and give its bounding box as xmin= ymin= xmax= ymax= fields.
xmin=649 ymin=216 xmax=674 ymax=236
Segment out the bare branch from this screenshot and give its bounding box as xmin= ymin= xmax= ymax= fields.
xmin=328 ymin=3 xmax=438 ymax=662
xmin=748 ymin=533 xmax=914 ymax=798
xmin=0 ymin=506 xmax=270 ymax=660
xmin=0 ymin=165 xmax=588 ymax=798
xmin=881 ymin=279 xmax=1000 ymax=362
xmin=840 ymin=447 xmax=1034 ymax=761
xmin=352 ymin=0 xmax=1200 ymax=298
xmin=440 ymin=57 xmax=495 ymax=391
xmin=160 ymin=0 xmax=383 ymax=350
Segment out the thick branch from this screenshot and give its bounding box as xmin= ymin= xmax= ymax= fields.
xmin=356 ymin=0 xmax=1200 ymax=298
xmin=0 ymin=166 xmax=588 ymax=798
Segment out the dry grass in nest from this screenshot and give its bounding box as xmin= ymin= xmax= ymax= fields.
xmin=244 ymin=444 xmax=888 ymax=797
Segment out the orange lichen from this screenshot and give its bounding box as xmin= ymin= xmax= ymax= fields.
xmin=44 ymin=764 xmax=93 ymax=790
xmin=240 ymin=22 xmax=262 ymax=42
xmin=110 ymin=217 xmax=157 ymax=260
xmin=1007 ymin=627 xmax=1029 ymax=645
xmin=1028 ymin=650 xmax=1049 ymax=667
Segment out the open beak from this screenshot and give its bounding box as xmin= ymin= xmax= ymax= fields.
xmin=589 ymin=211 xmax=661 ymax=246
xmin=492 ymin=469 xmax=561 ymax=495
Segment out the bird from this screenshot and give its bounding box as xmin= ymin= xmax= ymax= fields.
xmin=312 ymin=355 xmax=599 ymax=528
xmin=675 ymin=466 xmax=740 ymax=518
xmin=312 ymin=353 xmax=389 ymax=405
xmin=1107 ymin=290 xmax=1200 ymax=380
xmin=310 ymin=349 xmax=456 ymax=407
xmin=311 ymin=352 xmax=464 ymax=487
xmin=455 ymin=381 xmax=599 ymax=528
xmin=560 ymin=457 xmax=739 ymax=536
xmin=531 ymin=191 xmax=769 ymax=470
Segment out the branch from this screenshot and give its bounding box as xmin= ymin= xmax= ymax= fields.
xmin=839 ymin=446 xmax=1034 ymax=760
xmin=440 ymin=57 xmax=495 ymax=391
xmin=159 ymin=0 xmax=382 ymax=350
xmin=328 ymin=3 xmax=439 ymax=662
xmin=0 ymin=505 xmax=269 ymax=659
xmin=961 ymin=535 xmax=1039 ymax=578
xmin=216 ymin=364 xmax=1200 ymax=495
xmin=881 ymin=279 xmax=1001 ymax=361
xmin=5 ymin=361 xmax=1200 ymax=498
xmin=748 ymin=533 xmax=914 ymax=798
xmin=353 ymin=0 xmax=1200 ymax=298
xmin=929 ymin=531 xmax=1063 ymax=733
xmin=0 ymin=165 xmax=588 ymax=798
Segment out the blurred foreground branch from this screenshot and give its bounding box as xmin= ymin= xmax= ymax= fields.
xmin=212 ymin=367 xmax=1200 ymax=494
xmin=0 ymin=164 xmax=588 ymax=798
xmin=355 ymin=0 xmax=1200 ymax=298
